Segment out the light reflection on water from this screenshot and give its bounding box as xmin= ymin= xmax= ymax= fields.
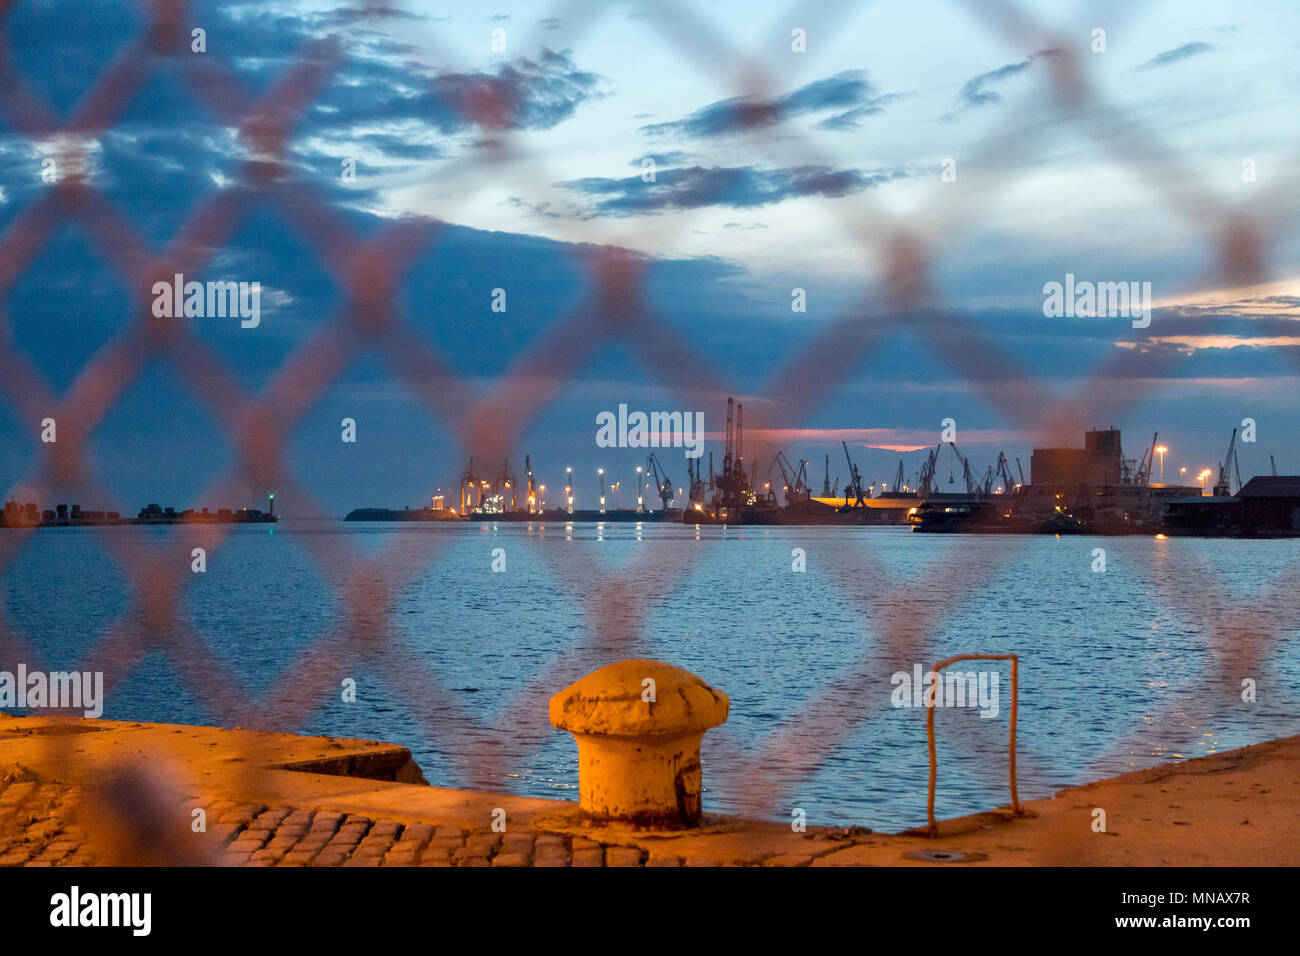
xmin=4 ymin=521 xmax=1298 ymax=831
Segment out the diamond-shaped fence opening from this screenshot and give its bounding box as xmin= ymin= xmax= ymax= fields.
xmin=0 ymin=0 xmax=1296 ymax=862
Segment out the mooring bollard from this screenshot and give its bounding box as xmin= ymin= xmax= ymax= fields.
xmin=549 ymin=658 xmax=729 ymax=829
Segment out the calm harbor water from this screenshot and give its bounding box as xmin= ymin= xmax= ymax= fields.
xmin=6 ymin=520 xmax=1300 ymax=831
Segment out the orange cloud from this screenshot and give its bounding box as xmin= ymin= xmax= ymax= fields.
xmin=739 ymin=427 xmax=1025 ymax=446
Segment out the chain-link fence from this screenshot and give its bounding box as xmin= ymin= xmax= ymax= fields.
xmin=0 ymin=0 xmax=1296 ymax=864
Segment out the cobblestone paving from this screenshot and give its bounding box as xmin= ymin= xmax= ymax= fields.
xmin=0 ymin=773 xmax=774 ymax=867
xmin=207 ymin=800 xmax=663 ymax=867
xmin=0 ymin=772 xmax=96 ymax=866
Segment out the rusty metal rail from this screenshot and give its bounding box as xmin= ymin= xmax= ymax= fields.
xmin=925 ymin=653 xmax=1020 ymax=836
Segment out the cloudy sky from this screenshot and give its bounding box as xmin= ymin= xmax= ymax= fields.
xmin=0 ymin=0 xmax=1298 ymax=514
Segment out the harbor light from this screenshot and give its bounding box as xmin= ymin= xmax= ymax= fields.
xmin=1156 ymin=445 xmax=1167 ymax=482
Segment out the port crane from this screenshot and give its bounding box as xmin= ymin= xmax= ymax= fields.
xmin=460 ymin=458 xmax=482 ymax=514
xmin=495 ymin=458 xmax=517 ymax=511
xmin=946 ymin=442 xmax=976 ymax=494
xmin=917 ymin=444 xmax=942 ymax=497
xmin=768 ymin=452 xmax=810 ymax=505
xmin=1120 ymin=432 xmax=1157 ymax=486
xmin=1213 ymin=428 xmax=1242 ymax=497
xmin=644 ymin=453 xmax=676 ymax=510
xmin=714 ymin=397 xmax=753 ymax=512
xmin=993 ymin=450 xmax=1013 ymax=489
xmin=686 ymin=457 xmax=706 ymax=507
xmin=842 ymin=441 xmax=866 ymax=507
xmin=1139 ymin=432 xmax=1157 ymax=485
xmin=523 ymin=455 xmax=538 ymax=513
xmin=891 ymin=460 xmax=905 ymax=494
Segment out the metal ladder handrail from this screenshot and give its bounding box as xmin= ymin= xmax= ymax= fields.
xmin=926 ymin=652 xmax=1021 ymax=836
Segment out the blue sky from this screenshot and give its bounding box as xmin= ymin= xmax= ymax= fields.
xmin=0 ymin=0 xmax=1298 ymax=514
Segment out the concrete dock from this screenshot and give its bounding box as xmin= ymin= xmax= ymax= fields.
xmin=1 ymin=714 xmax=1296 ymax=866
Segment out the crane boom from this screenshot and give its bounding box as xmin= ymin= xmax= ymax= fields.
xmin=918 ymin=444 xmax=941 ymax=496
xmin=1213 ymin=428 xmax=1238 ymax=497
xmin=842 ymin=441 xmax=865 ymax=507
xmin=645 ymin=453 xmax=675 ymax=510
xmin=948 ymin=442 xmax=975 ymax=494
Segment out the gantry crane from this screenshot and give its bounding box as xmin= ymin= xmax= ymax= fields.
xmin=460 ymin=458 xmax=481 ymax=514
xmin=495 ymin=458 xmax=517 ymax=511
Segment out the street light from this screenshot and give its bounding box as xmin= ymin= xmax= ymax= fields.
xmin=1198 ymin=469 xmax=1211 ymax=492
xmin=598 ymin=468 xmax=605 ymax=514
xmin=565 ymin=467 xmax=573 ymax=514
xmin=1156 ymin=446 xmax=1167 ymax=482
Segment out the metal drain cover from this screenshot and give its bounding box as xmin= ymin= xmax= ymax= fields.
xmin=905 ymin=849 xmax=970 ymax=863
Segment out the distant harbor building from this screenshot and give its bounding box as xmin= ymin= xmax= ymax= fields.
xmin=1030 ymin=428 xmax=1124 ymax=489
xmin=915 ymin=428 xmax=1204 ymax=533
xmin=1025 ymin=428 xmax=1199 ymax=512
xmin=6 ymin=499 xmax=278 ymax=526
xmin=1239 ymin=476 xmax=1300 ymax=532
xmin=1 ymin=500 xmax=40 ymax=527
xmin=1165 ymin=476 xmax=1300 ymax=537
xmin=137 ymin=504 xmax=177 ymax=523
